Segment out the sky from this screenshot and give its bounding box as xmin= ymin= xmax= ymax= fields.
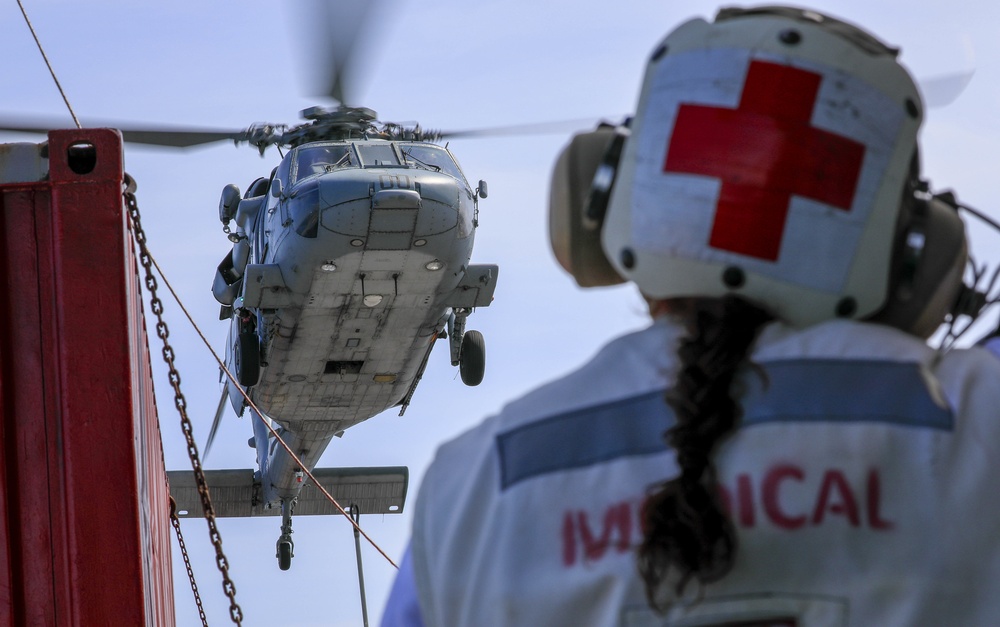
xmin=2 ymin=1 xmax=1000 ymax=625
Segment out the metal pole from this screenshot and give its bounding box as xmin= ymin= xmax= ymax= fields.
xmin=351 ymin=505 xmax=369 ymax=627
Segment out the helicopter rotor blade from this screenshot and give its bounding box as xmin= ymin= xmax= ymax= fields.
xmin=117 ymin=128 xmax=247 ymax=148
xmin=204 ymin=388 xmax=230 ymax=460
xmin=0 ymin=115 xmax=249 ymax=148
xmin=918 ymin=70 xmax=975 ymax=108
xmin=435 ymin=116 xmax=631 ymax=140
xmin=294 ymin=0 xmax=381 ymax=105
xmin=434 ymin=72 xmax=976 ymax=141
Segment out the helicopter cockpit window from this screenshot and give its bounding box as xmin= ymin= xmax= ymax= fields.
xmin=400 ymin=144 xmax=467 ymax=184
xmin=355 ymin=143 xmax=400 ymax=167
xmin=293 ymin=145 xmax=355 ymax=182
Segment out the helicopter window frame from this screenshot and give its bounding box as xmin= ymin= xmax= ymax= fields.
xmin=254 ymin=199 xmax=269 ymax=264
xmin=275 ymin=154 xmax=292 ymax=189
xmin=266 ymin=172 xmax=285 ymax=233
xmin=291 ymin=144 xmax=358 ymax=184
xmin=355 ymin=142 xmax=402 ymax=168
xmin=256 ymin=163 xmax=283 ymax=263
xmin=399 ymin=143 xmax=469 ymax=186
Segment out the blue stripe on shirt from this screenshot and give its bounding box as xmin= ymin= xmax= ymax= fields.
xmin=496 ymin=358 xmax=953 ymax=490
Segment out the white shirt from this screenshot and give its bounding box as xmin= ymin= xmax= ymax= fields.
xmin=384 ymin=317 xmax=1000 ymax=626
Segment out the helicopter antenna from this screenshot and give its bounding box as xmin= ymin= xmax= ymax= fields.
xmin=16 ymin=0 xmax=80 ymax=129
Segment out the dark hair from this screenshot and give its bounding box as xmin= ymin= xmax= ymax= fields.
xmin=637 ymin=295 xmax=774 ymax=610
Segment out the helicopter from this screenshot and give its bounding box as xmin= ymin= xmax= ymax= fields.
xmin=204 ymin=103 xmax=498 ymax=569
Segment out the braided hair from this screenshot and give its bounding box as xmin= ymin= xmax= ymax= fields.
xmin=637 ymin=294 xmax=774 ymax=610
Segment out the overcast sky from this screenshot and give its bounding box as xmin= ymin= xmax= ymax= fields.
xmin=2 ymin=1 xmax=1000 ymax=625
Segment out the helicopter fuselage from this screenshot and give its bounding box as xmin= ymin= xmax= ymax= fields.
xmin=213 ymin=138 xmax=497 ymax=507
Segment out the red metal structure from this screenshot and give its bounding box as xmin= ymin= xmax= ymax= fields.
xmin=0 ymin=129 xmax=174 ymax=625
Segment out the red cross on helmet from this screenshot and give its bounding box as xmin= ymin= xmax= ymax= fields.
xmin=599 ymin=7 xmax=928 ymax=327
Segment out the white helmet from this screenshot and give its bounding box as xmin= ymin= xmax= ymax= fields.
xmin=584 ymin=6 xmax=964 ymax=329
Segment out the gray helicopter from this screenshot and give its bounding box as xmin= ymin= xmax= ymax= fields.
xmin=206 ymin=104 xmax=497 ymax=569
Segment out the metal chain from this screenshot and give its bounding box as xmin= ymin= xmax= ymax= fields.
xmin=170 ymin=497 xmax=209 ymax=627
xmin=123 ymin=175 xmax=244 ymax=626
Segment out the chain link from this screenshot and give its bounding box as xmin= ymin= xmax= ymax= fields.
xmin=170 ymin=497 xmax=209 ymax=627
xmin=124 ymin=175 xmax=244 ymax=626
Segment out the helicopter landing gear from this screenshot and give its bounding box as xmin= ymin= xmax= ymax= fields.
xmin=448 ymin=309 xmax=486 ymax=386
xmin=234 ymin=308 xmax=261 ymax=387
xmin=277 ymin=538 xmax=293 ymax=571
xmin=459 ymin=330 xmax=486 ymax=386
xmin=235 ymin=332 xmax=261 ymax=386
xmin=276 ymin=499 xmax=294 ymax=571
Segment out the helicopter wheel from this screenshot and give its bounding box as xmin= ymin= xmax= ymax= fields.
xmin=235 ymin=332 xmax=261 ymax=387
xmin=277 ymin=538 xmax=294 ymax=571
xmin=459 ymin=330 xmax=486 ymax=386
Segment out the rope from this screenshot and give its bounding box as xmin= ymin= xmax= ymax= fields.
xmin=15 ymin=0 xmax=81 ymax=128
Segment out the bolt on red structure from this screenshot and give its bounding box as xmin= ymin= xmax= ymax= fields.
xmin=0 ymin=129 xmax=174 ymax=625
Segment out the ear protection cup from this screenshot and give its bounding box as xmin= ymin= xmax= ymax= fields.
xmin=549 ymin=126 xmax=627 ymax=287
xmin=868 ymin=193 xmax=968 ymax=338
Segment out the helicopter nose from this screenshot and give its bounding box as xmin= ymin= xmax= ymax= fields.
xmin=315 ymin=170 xmax=467 ymax=254
xmin=366 ymin=188 xmax=422 ymax=250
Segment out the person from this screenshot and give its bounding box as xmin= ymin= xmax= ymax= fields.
xmin=382 ymin=6 xmax=1000 ymax=626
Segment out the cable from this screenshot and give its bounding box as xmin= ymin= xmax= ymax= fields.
xmin=16 ymin=0 xmax=81 ymax=129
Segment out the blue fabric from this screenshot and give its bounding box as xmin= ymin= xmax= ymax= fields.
xmin=380 ymin=545 xmax=425 ymax=627
xmin=740 ymin=358 xmax=953 ymax=430
xmin=497 ymin=390 xmax=670 ymax=490
xmin=984 ymin=336 xmax=1000 ymax=360
xmin=496 ymin=358 xmax=953 ymax=490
